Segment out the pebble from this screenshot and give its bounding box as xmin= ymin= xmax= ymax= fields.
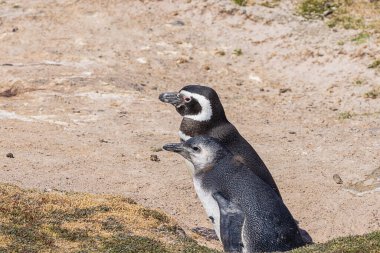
xmin=6 ymin=153 xmax=14 ymax=158
xmin=279 ymin=88 xmax=292 ymax=94
xmin=333 ymin=174 xmax=343 ymax=184
xmin=150 ymin=154 xmax=160 ymax=162
xmin=171 ymin=20 xmax=185 ymax=26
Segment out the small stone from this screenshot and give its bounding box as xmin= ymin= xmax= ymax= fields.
xmin=289 ymin=131 xmax=296 ymax=135
xmin=150 ymin=154 xmax=160 ymax=162
xmin=333 ymin=174 xmax=343 ymax=184
xmin=215 ymin=50 xmax=225 ymax=56
xmin=12 ymin=27 xmax=18 ymax=32
xmin=176 ymin=57 xmax=189 ymax=64
xmin=6 ymin=153 xmax=14 ymax=158
xmin=279 ymin=88 xmax=292 ymax=94
xmin=0 ymin=86 xmax=20 ymax=97
xmin=44 ymin=188 xmax=53 ymax=192
xmin=171 ymin=20 xmax=185 ymax=26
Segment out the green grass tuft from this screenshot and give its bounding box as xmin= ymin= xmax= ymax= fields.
xmin=339 ymin=111 xmax=353 ymax=119
xmin=364 ymin=89 xmax=380 ymax=99
xmin=139 ymin=208 xmax=171 ymax=223
xmin=327 ymin=15 xmax=365 ymax=30
xmin=351 ymin=32 xmax=370 ymax=44
xmin=232 ymin=0 xmax=247 ymax=6
xmin=291 ymin=230 xmax=380 ymax=253
xmin=233 ymin=48 xmax=243 ymax=56
xmin=261 ymin=0 xmax=281 ymax=8
xmin=297 ymin=0 xmax=380 ymax=33
xmin=368 ymin=59 xmax=380 ymax=69
xmin=297 ymin=0 xmax=336 ymax=19
xmin=102 ymin=234 xmax=169 ymax=253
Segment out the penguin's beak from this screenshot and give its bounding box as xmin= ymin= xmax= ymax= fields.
xmin=163 ymin=142 xmax=191 ymax=160
xmin=163 ymin=143 xmax=184 ymax=153
xmin=159 ymin=92 xmax=182 ymax=106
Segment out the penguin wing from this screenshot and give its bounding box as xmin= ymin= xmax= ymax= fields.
xmin=212 ymin=192 xmax=244 ymax=253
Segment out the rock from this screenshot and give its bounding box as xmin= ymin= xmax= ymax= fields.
xmin=0 ymin=86 xmax=20 ymax=97
xmin=150 ymin=154 xmax=160 ymax=162
xmin=6 ymin=153 xmax=14 ymax=158
xmin=191 ymin=227 xmax=219 ymax=241
xmin=203 ymin=65 xmax=210 ymax=71
xmin=171 ymin=20 xmax=185 ymax=26
xmin=44 ymin=188 xmax=53 ymax=192
xmin=279 ymin=88 xmax=292 ymax=94
xmin=176 ymin=57 xmax=189 ymax=64
xmin=333 ymin=174 xmax=343 ymax=184
xmin=248 ymin=74 xmax=262 ymax=83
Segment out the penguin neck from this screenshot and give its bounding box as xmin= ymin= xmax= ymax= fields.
xmin=193 ymin=151 xmax=233 ymax=178
xmin=180 ymin=114 xmax=228 ymax=138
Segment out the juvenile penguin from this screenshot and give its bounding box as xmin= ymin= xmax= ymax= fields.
xmin=163 ymin=136 xmax=306 ymax=253
xmin=159 ymin=85 xmax=282 ymax=198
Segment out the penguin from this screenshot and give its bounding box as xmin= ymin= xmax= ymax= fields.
xmin=163 ymin=136 xmax=306 ymax=253
xmin=159 ymin=84 xmax=282 ymax=198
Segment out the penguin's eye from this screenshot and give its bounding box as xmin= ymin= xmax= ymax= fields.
xmin=192 ymin=146 xmax=200 ymax=152
xmin=184 ymin=97 xmax=191 ymax=103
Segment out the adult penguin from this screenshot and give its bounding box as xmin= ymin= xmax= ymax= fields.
xmin=159 ymin=84 xmax=281 ymax=198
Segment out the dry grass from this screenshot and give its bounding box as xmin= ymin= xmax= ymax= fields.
xmin=0 ymin=183 xmax=379 ymax=252
xmin=0 ymin=183 xmax=219 ymax=253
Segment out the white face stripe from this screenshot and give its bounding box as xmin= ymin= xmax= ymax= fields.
xmin=178 ymin=130 xmax=192 ymax=141
xmin=180 ymin=90 xmax=213 ymax=122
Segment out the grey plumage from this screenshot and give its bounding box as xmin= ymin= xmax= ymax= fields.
xmin=163 ymin=136 xmax=306 ymax=252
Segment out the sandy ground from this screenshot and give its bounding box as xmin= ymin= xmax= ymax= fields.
xmin=0 ymin=0 xmax=379 ymax=249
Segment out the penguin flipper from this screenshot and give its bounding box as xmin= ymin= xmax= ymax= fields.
xmin=212 ymin=192 xmax=244 ymax=253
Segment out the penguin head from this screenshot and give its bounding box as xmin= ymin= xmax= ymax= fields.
xmin=159 ymin=85 xmax=226 ymax=122
xmin=163 ymin=136 xmax=230 ymax=173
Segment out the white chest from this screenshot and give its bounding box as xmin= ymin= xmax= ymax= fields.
xmin=193 ymin=178 xmax=221 ymax=241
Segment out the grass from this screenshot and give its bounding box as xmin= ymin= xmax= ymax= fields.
xmin=364 ymin=88 xmax=380 ymax=99
xmin=327 ymin=15 xmax=365 ymax=30
xmin=297 ymin=0 xmax=337 ymax=19
xmin=260 ymin=0 xmax=281 ymax=8
xmin=0 ymin=183 xmax=219 ymax=253
xmin=339 ymin=111 xmax=353 ymax=119
xmin=0 ymin=183 xmax=379 ymax=252
xmin=232 ymin=0 xmax=247 ymax=6
xmin=297 ymin=0 xmax=380 ymax=35
xmin=291 ymin=231 xmax=380 ymax=253
xmin=233 ymin=48 xmax=243 ymax=56
xmin=368 ymin=59 xmax=380 ymax=69
xmin=351 ymin=32 xmax=370 ymax=44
